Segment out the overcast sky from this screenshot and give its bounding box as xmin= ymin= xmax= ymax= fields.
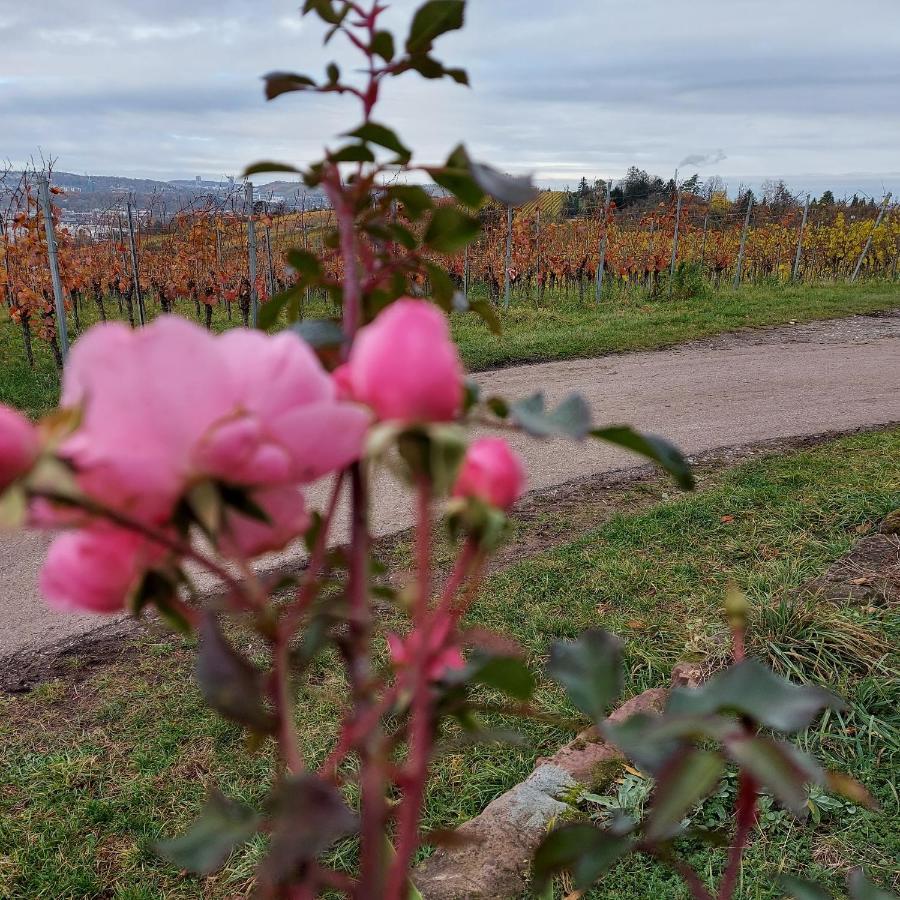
xmin=3 ymin=0 xmax=899 ymax=196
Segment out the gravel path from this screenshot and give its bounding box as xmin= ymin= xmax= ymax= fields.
xmin=3 ymin=312 xmax=899 ymax=659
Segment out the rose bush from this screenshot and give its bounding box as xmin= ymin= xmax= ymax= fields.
xmin=0 ymin=2 xmax=886 ymax=899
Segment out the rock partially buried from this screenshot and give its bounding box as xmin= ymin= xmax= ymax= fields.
xmin=412 ymin=672 xmax=701 ymax=899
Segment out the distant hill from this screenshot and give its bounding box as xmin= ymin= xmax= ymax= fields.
xmin=1 ymin=170 xmax=326 ymax=216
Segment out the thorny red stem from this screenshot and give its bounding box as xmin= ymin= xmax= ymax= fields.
xmin=718 ymin=771 xmax=758 ymax=900
xmin=386 ymin=478 xmax=435 ymax=897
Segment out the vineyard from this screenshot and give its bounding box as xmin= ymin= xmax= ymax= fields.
xmin=2 ymin=170 xmax=898 ymax=372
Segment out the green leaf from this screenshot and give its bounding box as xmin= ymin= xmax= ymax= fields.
xmin=465 ymin=652 xmax=535 ymax=701
xmin=726 ymin=736 xmax=823 ymax=815
xmin=424 ymin=206 xmax=480 ymax=252
xmin=602 ymin=713 xmax=732 ymax=776
xmin=406 ymin=0 xmax=465 ymax=53
xmin=242 ymin=161 xmax=301 ymax=177
xmin=290 ymin=318 xmax=345 ymax=349
xmin=667 ymin=659 xmax=845 ymax=733
xmin=444 ymin=66 xmax=469 ymax=85
xmin=425 ymin=261 xmax=455 ymax=306
xmin=386 ymin=222 xmax=418 ymax=250
xmin=469 ymin=161 xmax=538 ymax=207
xmin=644 ymin=749 xmax=725 ymax=841
xmin=186 ymin=480 xmax=223 ymax=538
xmin=780 ymin=876 xmax=835 ymax=900
xmin=286 ymin=248 xmax=322 ymax=280
xmin=302 ymin=0 xmax=346 ymax=24
xmin=196 ymin=614 xmax=276 ymax=734
xmin=258 ymin=287 xmax=299 ymax=330
xmin=260 ymin=775 xmax=358 ymax=885
xmin=848 ymin=869 xmax=900 ymax=900
xmin=390 ymin=185 xmax=434 ymax=220
xmin=469 ymin=298 xmax=501 ymax=335
xmin=263 ymin=71 xmax=316 ymax=100
xmin=345 ymin=121 xmax=412 ymax=164
xmin=591 ymin=426 xmax=695 ymax=490
xmin=511 ymin=392 xmax=592 ymax=439
xmin=548 ymin=630 xmax=623 ymax=723
xmin=157 ymin=790 xmax=259 ymax=875
xmin=533 ymin=824 xmax=633 ymax=891
xmin=371 ymin=29 xmax=395 ymax=62
xmin=330 ymin=143 xmax=376 ymax=164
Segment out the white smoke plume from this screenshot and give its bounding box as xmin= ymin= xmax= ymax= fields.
xmin=679 ymin=150 xmax=727 ymax=168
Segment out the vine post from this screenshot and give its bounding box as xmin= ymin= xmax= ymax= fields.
xmin=733 ymin=194 xmax=754 ymax=289
xmin=791 ymin=193 xmax=810 ymax=283
xmin=850 ymin=192 xmax=891 ymax=283
xmin=126 ymin=200 xmax=146 ymax=325
xmin=244 ymin=179 xmax=259 ymax=327
xmin=36 ymin=172 xmax=69 ymax=361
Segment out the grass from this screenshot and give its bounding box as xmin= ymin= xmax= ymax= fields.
xmin=2 ymin=279 xmax=900 ymax=418
xmin=1 ymin=429 xmax=898 ymax=898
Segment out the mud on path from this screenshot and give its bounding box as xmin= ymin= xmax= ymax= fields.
xmin=2 ymin=310 xmax=899 ymax=667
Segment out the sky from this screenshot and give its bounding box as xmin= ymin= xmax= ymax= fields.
xmin=3 ymin=0 xmax=900 ymax=198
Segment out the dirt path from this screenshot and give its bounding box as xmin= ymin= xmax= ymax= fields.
xmin=3 ymin=311 xmax=899 ymax=660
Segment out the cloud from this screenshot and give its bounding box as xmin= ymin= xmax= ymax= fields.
xmin=3 ymin=0 xmax=900 ymax=194
xmin=680 ymin=151 xmax=728 ymax=168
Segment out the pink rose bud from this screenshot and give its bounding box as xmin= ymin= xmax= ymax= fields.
xmin=386 ymin=617 xmax=465 ymax=681
xmin=0 ymin=405 xmax=39 ymax=491
xmin=345 ymin=299 xmax=464 ymax=423
xmin=40 ymin=526 xmax=165 ymax=614
xmin=453 ymin=438 xmax=526 ymax=510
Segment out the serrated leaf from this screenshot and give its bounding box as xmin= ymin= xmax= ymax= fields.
xmin=390 ymin=185 xmax=434 ymax=220
xmin=157 ymin=790 xmax=259 ymax=874
xmin=260 ymin=775 xmax=358 ymax=884
xmin=644 ymin=749 xmax=724 ymax=841
xmin=591 ymin=426 xmax=695 ymax=490
xmin=825 ymin=771 xmax=878 ymax=811
xmin=242 ymin=161 xmax=302 ymax=177
xmin=780 ymin=876 xmax=836 ymax=900
xmin=263 ymin=71 xmax=316 ymax=100
xmin=196 ymin=614 xmax=276 ymax=734
xmin=286 ymin=248 xmax=322 ymax=279
xmin=533 ymin=824 xmax=633 ymax=891
xmin=726 ymin=736 xmax=823 ymax=815
xmin=464 ymin=652 xmax=535 ymax=701
xmin=406 ymin=0 xmax=465 ymax=53
xmin=371 ymin=29 xmax=395 ymax=62
xmin=667 ymin=659 xmax=844 ymax=733
xmin=848 ymin=869 xmax=900 ymax=900
xmin=469 ymin=161 xmax=538 ymax=207
xmin=424 ymin=206 xmax=480 ymax=252
xmin=548 ymin=630 xmax=623 ymax=723
xmin=345 ymin=121 xmax=411 ymax=164
xmin=330 ymin=143 xmax=376 ymax=164
xmin=469 ymin=298 xmax=501 ymax=335
xmin=424 ymin=261 xmax=455 ymax=305
xmin=511 ymin=392 xmax=592 ymax=439
xmin=258 ymin=287 xmax=299 ymax=330
xmin=290 ymin=318 xmax=345 ymax=349
xmin=302 ymin=0 xmax=346 ymax=24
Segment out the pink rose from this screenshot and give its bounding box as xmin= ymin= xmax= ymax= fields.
xmin=453 ymin=438 xmax=526 ymax=510
xmin=343 ymin=300 xmax=463 ymax=423
xmin=387 ymin=617 xmax=465 ymax=681
xmin=0 ymin=405 xmax=39 ymax=491
xmin=60 ymin=317 xmax=369 ymax=525
xmin=219 ymin=486 xmax=309 ymax=559
xmin=40 ymin=526 xmax=166 ymax=614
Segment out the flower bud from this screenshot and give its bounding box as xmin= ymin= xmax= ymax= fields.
xmin=0 ymin=405 xmax=39 ymax=491
xmin=453 ymin=438 xmax=526 ymax=511
xmin=344 ymin=300 xmax=463 ymax=423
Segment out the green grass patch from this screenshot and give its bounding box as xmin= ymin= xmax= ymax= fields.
xmin=3 ymin=280 xmax=899 ymax=418
xmin=1 ymin=430 xmax=898 ymax=897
